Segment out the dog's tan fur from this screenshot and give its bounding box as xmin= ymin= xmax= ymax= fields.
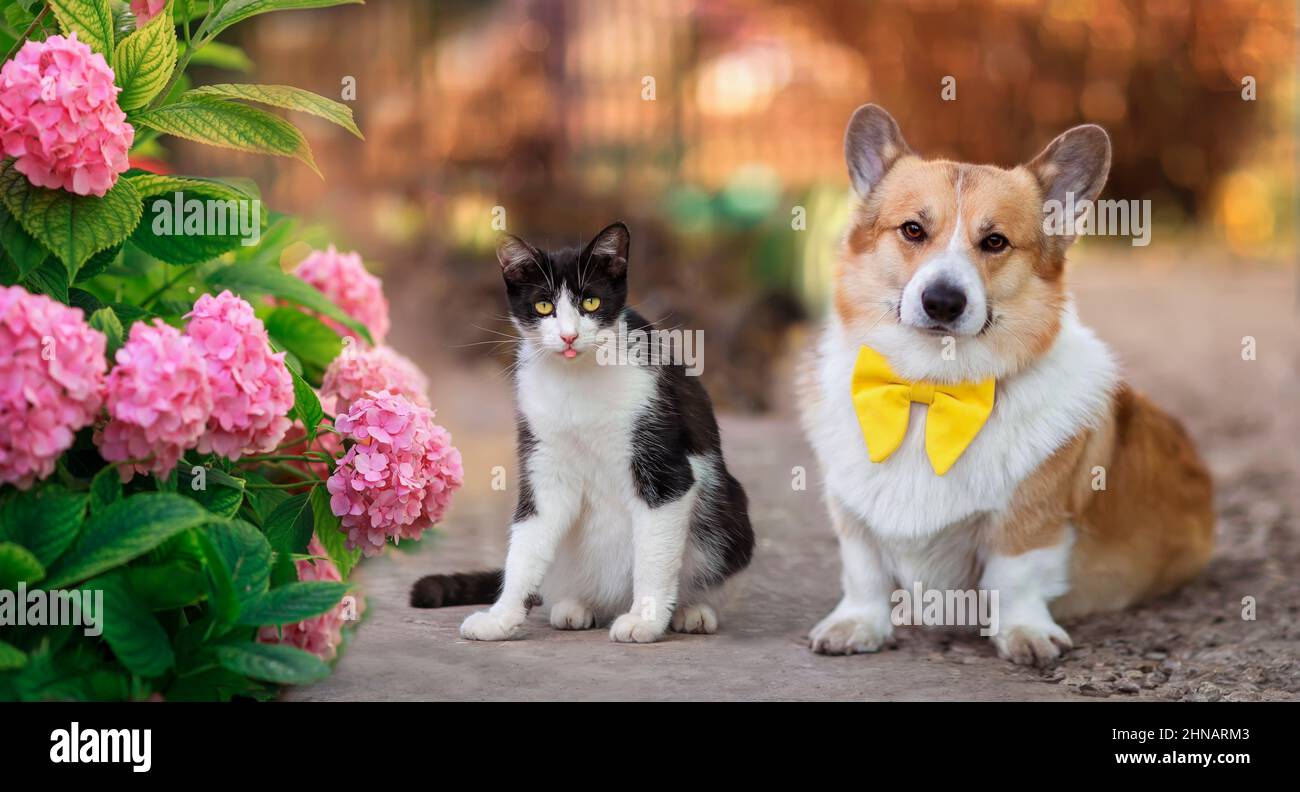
xmin=985 ymin=383 xmax=1214 ymax=619
xmin=1052 ymin=386 xmax=1215 ymax=618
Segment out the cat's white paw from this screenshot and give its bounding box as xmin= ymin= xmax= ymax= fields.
xmin=549 ymin=600 xmax=596 ymax=630
xmin=670 ymin=603 xmax=718 ymax=634
xmin=460 ymin=609 xmax=523 ymax=641
xmin=609 ymin=612 xmax=665 ymax=643
xmin=992 ymin=621 xmax=1072 ymax=666
xmin=809 ymin=608 xmax=893 ymax=655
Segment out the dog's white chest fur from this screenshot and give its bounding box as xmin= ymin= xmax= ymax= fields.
xmin=806 ymin=309 xmax=1118 ymax=540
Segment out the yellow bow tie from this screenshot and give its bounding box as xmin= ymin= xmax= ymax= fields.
xmin=850 ymin=346 xmax=995 ymax=476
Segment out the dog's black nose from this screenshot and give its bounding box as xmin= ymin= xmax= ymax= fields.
xmin=921 ymin=282 xmax=967 ymax=323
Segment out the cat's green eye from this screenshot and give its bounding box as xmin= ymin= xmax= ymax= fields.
xmin=534 ymin=301 xmax=554 ymax=316
xmin=581 ymin=296 xmax=601 ymax=312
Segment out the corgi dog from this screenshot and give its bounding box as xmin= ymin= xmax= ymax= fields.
xmin=799 ymin=105 xmax=1214 ymax=665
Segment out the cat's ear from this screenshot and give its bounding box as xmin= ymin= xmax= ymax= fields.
xmin=497 ymin=235 xmax=540 ymax=282
xmin=582 ymin=222 xmax=630 ymax=276
xmin=844 ymin=104 xmax=912 ymax=198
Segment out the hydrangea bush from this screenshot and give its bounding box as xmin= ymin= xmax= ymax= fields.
xmin=0 ymin=1 xmax=461 ymax=701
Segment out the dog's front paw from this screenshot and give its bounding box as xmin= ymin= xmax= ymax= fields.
xmin=809 ymin=609 xmax=893 ymax=655
xmin=460 ymin=609 xmax=523 ymax=641
xmin=670 ymin=603 xmax=718 ymax=634
xmin=549 ymin=600 xmax=596 ymax=630
xmin=992 ymin=622 xmax=1072 ymax=666
xmin=609 ymin=612 xmax=665 ymax=643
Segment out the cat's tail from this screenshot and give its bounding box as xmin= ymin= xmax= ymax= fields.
xmin=409 ymin=570 xmax=503 ymax=608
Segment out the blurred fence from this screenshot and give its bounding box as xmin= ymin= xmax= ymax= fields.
xmin=172 ymin=0 xmax=1297 ymax=410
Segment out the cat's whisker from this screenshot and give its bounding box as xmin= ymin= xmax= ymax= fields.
xmin=449 ymin=340 xmax=520 ymax=349
xmin=496 ymin=343 xmax=548 ymax=380
xmin=471 ymin=324 xmax=528 ymax=341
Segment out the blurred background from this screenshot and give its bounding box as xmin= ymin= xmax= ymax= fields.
xmin=166 ymin=0 xmax=1296 ymax=421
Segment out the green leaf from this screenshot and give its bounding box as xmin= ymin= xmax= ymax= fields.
xmin=75 ymin=244 xmax=122 ymax=283
xmin=194 ymin=529 xmax=237 ymax=624
xmin=126 ymin=172 xmax=259 ymax=204
xmin=48 ymin=0 xmax=114 ymax=57
xmin=203 ymin=0 xmax=363 ymax=42
xmin=67 ymin=288 xmax=103 ymax=314
xmin=91 ymin=574 xmax=174 ymax=677
xmin=214 ymin=642 xmax=330 ymax=685
xmin=88 ymin=307 xmax=123 ymax=358
xmin=266 ymin=306 xmax=342 ymax=377
xmin=3 ymin=4 xmax=36 ymax=38
xmin=0 ymin=160 xmax=142 ymax=281
xmin=0 ymin=203 xmax=48 ymax=279
xmin=270 ymin=545 xmax=297 ymax=587
xmin=171 ymin=0 xmax=210 ymax=24
xmin=196 ymin=483 xmax=246 ymax=519
xmin=199 ymin=518 xmax=272 ymax=615
xmin=185 ymin=84 xmax=362 ymax=139
xmin=127 ymin=173 xmax=266 ymax=265
xmin=42 ymin=494 xmax=210 ymax=589
xmin=289 ymin=365 xmax=324 ymax=441
xmin=0 ymin=485 xmax=87 ymax=567
xmin=132 ymin=98 xmax=320 ymax=176
xmin=309 ymin=485 xmax=357 ymax=578
xmin=0 ymin=641 xmax=26 ymax=672
xmin=236 ymin=580 xmax=349 ymax=626
xmin=123 ymin=560 xmax=207 ymax=611
xmin=264 ymin=491 xmax=313 ymax=557
xmin=237 ymin=213 xmax=297 ymax=265
xmin=208 ymin=261 xmax=372 ymax=343
xmin=112 ymin=7 xmax=177 ymax=111
xmin=89 ymin=467 xmax=123 ymax=516
xmin=20 ymin=258 xmax=70 ymax=303
xmin=164 ymin=666 xmax=272 ymax=701
xmin=182 ymin=468 xmax=245 ymax=518
xmin=0 ymin=542 xmax=45 ymax=589
xmin=145 ymin=529 xmax=204 ymax=569
xmin=184 ymin=41 xmax=254 ymax=72
xmin=239 ymin=472 xmax=289 ymax=526
xmin=205 ymin=467 xmax=247 ymax=490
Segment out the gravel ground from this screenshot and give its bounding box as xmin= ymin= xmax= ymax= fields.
xmin=289 ymin=260 xmax=1299 ymax=701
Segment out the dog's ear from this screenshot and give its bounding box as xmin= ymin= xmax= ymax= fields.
xmin=844 ymin=104 xmax=912 ymax=198
xmin=497 ymin=234 xmax=541 ymax=283
xmin=1027 ymin=124 xmax=1111 ymax=213
xmin=581 ymin=221 xmax=630 ymax=277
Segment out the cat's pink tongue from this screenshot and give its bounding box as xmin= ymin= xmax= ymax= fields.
xmin=563 ymin=348 xmax=578 ymax=359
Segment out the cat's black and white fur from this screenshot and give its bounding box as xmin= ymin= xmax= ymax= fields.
xmin=410 ymin=222 xmax=753 ymax=642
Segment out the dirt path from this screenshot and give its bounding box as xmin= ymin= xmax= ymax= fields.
xmin=289 ymin=262 xmax=1299 ymax=701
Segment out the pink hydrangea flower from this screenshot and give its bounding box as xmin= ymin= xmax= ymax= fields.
xmin=320 ymin=345 xmax=429 ymax=415
xmin=0 ymin=33 xmax=133 ymax=197
xmin=131 ymin=0 xmax=168 ymax=26
xmin=257 ymin=535 xmax=361 ymax=662
xmin=327 ymin=390 xmax=463 ymax=557
xmin=293 ymin=246 xmax=390 ymax=345
xmin=185 ymin=291 xmax=294 ymax=460
xmin=0 ymin=286 xmax=106 ymax=489
xmin=97 ymin=320 xmax=212 ymax=481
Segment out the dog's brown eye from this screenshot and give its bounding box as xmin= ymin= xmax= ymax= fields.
xmin=901 ymin=222 xmax=926 ymax=241
xmin=981 ymin=233 xmax=1008 ymax=252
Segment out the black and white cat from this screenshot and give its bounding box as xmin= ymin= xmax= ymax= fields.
xmin=410 ymin=222 xmax=754 ymax=643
